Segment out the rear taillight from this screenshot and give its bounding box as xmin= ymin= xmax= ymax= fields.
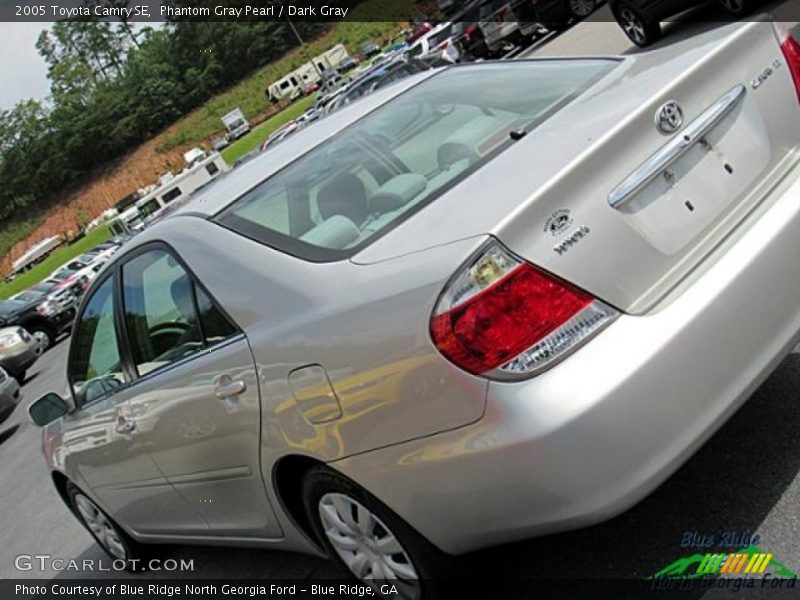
xmin=776 ymin=23 xmax=800 ymax=102
xmin=431 ymin=241 xmax=617 ymax=379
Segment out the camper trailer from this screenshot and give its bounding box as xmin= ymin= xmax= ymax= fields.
xmin=221 ymin=108 xmax=250 ymax=139
xmin=135 ymin=152 xmax=230 ymax=228
xmin=267 ymin=44 xmax=354 ymax=102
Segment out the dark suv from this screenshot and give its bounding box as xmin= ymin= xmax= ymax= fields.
xmin=0 ymin=291 xmax=76 ymax=352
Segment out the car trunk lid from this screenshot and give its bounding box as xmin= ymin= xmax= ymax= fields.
xmin=353 ymin=21 xmax=800 ymax=314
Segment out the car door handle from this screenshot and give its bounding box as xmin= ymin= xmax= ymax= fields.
xmin=214 ymin=379 xmax=246 ymax=398
xmin=115 ymin=415 xmax=135 ymax=434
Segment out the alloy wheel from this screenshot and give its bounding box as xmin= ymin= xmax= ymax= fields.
xmin=74 ymin=493 xmax=127 ymax=560
xmin=32 ymin=330 xmax=50 ymax=352
xmin=569 ymin=0 xmax=595 ymax=18
xmin=319 ymin=493 xmax=420 ymax=599
xmin=619 ymin=7 xmax=647 ymax=46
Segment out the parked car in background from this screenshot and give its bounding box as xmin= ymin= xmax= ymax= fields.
xmin=326 ymin=58 xmax=431 ymax=113
xmin=211 ymin=136 xmax=230 ymax=152
xmin=336 ymin=55 xmax=359 ymax=73
xmin=405 ymin=23 xmax=460 ymax=64
xmin=0 ymin=366 xmax=21 ymax=423
xmin=449 ymin=1 xmax=490 ymax=60
xmin=12 ymin=286 xmax=77 ymax=315
xmin=299 ymin=81 xmax=319 ymax=96
xmin=18 ymin=282 xmax=78 ymax=316
xmin=524 ymin=0 xmax=600 ymax=27
xmin=406 ymin=19 xmax=434 ymax=44
xmin=47 ymin=261 xmax=95 ymax=298
xmin=0 ymin=286 xmax=77 ymax=352
xmin=358 ymin=40 xmax=381 ymax=60
xmin=0 ymin=326 xmax=39 ymax=383
xmin=78 ymin=247 xmax=117 ymax=270
xmin=319 ymin=68 xmax=347 ymax=93
xmin=477 ymin=0 xmax=544 ymax=55
xmin=28 ymin=21 xmax=800 ymax=596
xmin=260 ymin=120 xmax=303 ymax=152
xmin=314 ymin=86 xmax=350 ymax=114
xmin=609 ymin=0 xmax=761 ymax=46
xmin=363 ymin=52 xmax=391 ymax=71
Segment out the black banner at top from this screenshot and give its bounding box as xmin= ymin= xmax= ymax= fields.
xmin=2 ymin=0 xmax=799 ymax=23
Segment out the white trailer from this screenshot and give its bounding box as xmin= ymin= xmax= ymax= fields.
xmin=322 ymin=44 xmax=350 ymax=68
xmin=267 ymin=44 xmax=354 ymax=102
xmin=135 ymin=152 xmax=230 ymax=228
xmin=11 ymin=235 xmax=63 ymax=274
xmin=221 ymin=108 xmax=250 ymax=139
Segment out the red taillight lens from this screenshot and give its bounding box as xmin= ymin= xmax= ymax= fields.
xmin=777 ymin=23 xmax=800 ymax=102
xmin=431 ymin=241 xmax=617 ymax=379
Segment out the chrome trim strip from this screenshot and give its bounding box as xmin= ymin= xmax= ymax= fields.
xmin=608 ymin=85 xmax=747 ymax=209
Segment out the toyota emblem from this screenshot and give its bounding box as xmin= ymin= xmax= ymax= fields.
xmin=655 ymin=101 xmax=684 ymax=134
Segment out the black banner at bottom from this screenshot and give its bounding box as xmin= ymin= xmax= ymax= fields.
xmin=4 ymin=578 xmax=800 ymax=600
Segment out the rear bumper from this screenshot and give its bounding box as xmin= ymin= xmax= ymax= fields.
xmin=333 ymin=162 xmax=800 ymax=554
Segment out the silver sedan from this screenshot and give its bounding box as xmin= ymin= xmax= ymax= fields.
xmin=0 ymin=367 xmax=21 ymax=424
xmin=29 ymin=20 xmax=800 ymax=598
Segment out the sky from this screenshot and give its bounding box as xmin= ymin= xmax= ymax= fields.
xmin=0 ymin=22 xmax=51 ymax=110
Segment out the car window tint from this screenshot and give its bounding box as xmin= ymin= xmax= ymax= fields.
xmin=195 ymin=286 xmax=238 ymax=344
xmin=122 ymin=249 xmax=204 ymax=377
xmin=68 ymin=278 xmax=124 ymax=407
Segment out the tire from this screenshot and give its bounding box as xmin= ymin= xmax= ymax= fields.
xmin=613 ymin=2 xmax=662 ymax=47
xmin=66 ymin=483 xmax=149 ymax=571
xmin=303 ymin=466 xmax=449 ymax=600
xmin=567 ymin=0 xmax=597 ymax=19
xmin=28 ymin=325 xmax=55 ymax=353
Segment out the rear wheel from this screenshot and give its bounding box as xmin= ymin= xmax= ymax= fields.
xmin=303 ymin=466 xmax=447 ymax=600
xmin=614 ymin=2 xmax=662 ymax=47
xmin=67 ymin=483 xmax=148 ymax=570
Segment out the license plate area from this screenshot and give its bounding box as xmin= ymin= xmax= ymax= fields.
xmin=620 ymin=102 xmax=769 ymax=255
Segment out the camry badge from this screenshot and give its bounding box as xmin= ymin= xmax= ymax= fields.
xmin=655 ymin=101 xmax=684 ymax=134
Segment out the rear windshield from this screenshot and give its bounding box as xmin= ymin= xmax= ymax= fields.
xmin=215 ymin=60 xmax=615 ymax=262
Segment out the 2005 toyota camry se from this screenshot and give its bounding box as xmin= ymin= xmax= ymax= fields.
xmin=29 ymin=19 xmax=800 ymax=598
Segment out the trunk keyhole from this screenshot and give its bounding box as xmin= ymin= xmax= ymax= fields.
xmin=724 ymin=163 xmax=734 ymax=174
xmin=685 ymin=200 xmax=695 ymax=212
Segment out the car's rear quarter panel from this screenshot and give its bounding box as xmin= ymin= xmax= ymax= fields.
xmin=143 ymin=218 xmax=489 ymax=465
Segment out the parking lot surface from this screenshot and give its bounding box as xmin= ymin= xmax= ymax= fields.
xmin=2 ymin=8 xmax=800 ymax=592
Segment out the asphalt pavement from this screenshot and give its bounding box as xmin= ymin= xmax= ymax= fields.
xmin=2 ymin=7 xmax=800 ymax=593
